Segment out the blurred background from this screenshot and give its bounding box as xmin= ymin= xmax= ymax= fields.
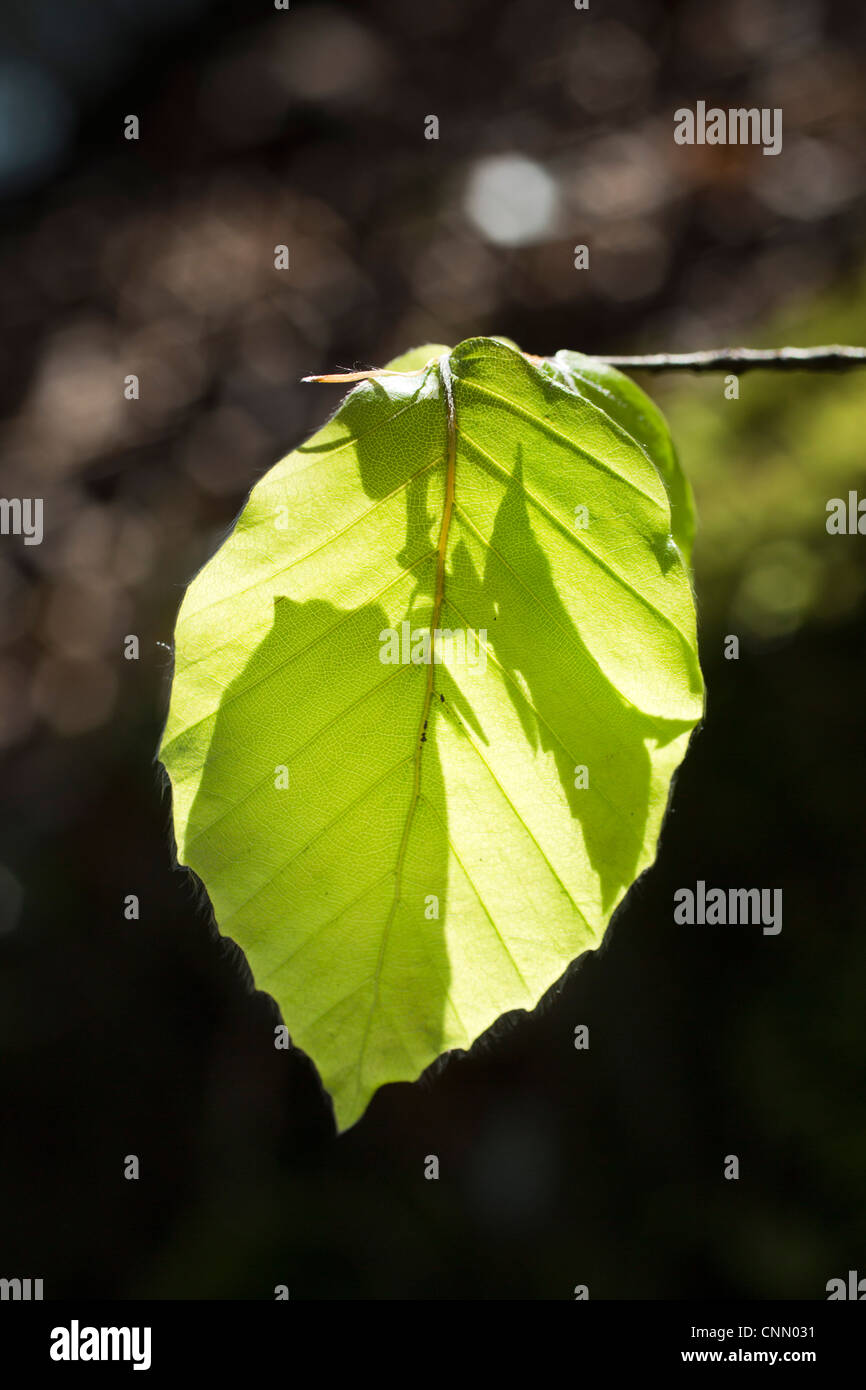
xmin=0 ymin=0 xmax=865 ymax=1299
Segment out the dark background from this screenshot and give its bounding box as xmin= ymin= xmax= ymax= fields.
xmin=0 ymin=0 xmax=864 ymax=1298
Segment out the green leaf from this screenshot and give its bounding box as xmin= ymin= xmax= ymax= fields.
xmin=160 ymin=336 xmax=704 ymax=1131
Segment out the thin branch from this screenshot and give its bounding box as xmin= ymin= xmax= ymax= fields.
xmin=302 ymin=344 xmax=866 ymax=385
xmin=599 ymin=346 xmax=866 ymax=373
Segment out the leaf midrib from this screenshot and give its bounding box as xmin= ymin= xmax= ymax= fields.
xmin=353 ymin=355 xmax=457 ymax=1102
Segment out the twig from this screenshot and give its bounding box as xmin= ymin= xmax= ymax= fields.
xmin=302 ymin=345 xmax=866 ymax=385
xmin=599 ymin=346 xmax=866 ymax=373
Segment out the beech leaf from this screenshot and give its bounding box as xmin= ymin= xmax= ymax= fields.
xmin=160 ymin=337 xmax=704 ymax=1130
